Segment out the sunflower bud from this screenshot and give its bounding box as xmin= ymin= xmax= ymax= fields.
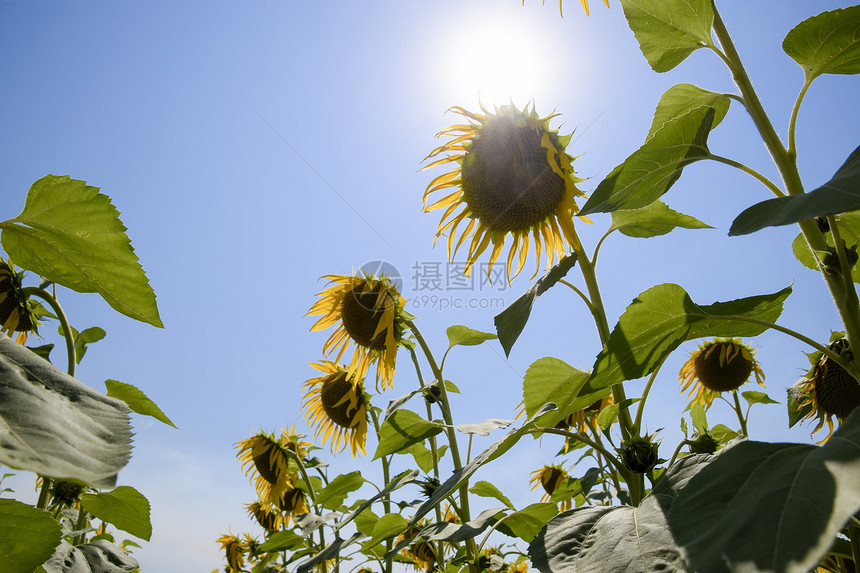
xmin=687 ymin=433 xmax=718 ymax=455
xmin=620 ymin=434 xmax=660 ymax=474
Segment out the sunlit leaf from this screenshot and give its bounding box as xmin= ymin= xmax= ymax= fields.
xmin=388 ymin=508 xmax=505 ymax=560
xmin=0 ymin=499 xmax=62 ymax=573
xmin=494 ymin=254 xmax=578 ymax=356
xmin=0 ymin=175 xmax=162 ymax=327
xmin=470 ymin=481 xmax=515 ymax=509
xmin=42 ymin=539 xmax=138 ymax=573
xmin=79 ymin=486 xmax=151 ymax=542
xmin=368 ymin=513 xmax=408 ymax=547
xmin=609 ymin=200 xmax=712 ymax=238
xmin=730 ymin=145 xmax=860 ymax=235
xmin=496 ymin=503 xmax=559 ymax=543
xmin=783 ymin=5 xmax=860 ymax=81
xmin=454 ymin=419 xmax=512 ymax=436
xmin=670 ymin=410 xmax=860 ymax=573
xmin=0 ymin=336 xmax=132 ymax=488
xmin=315 ymin=471 xmax=365 ymax=510
xmin=589 ymin=284 xmax=791 ymax=389
xmin=792 ymin=211 xmax=860 ymax=283
xmin=334 ymin=470 xmax=418 ymax=533
xmin=529 ymin=454 xmax=712 ymax=572
xmin=257 ymin=530 xmax=305 ymax=553
xmin=581 ymin=93 xmax=728 ymax=215
xmin=619 ymin=0 xmax=714 ymax=72
xmin=105 ymin=379 xmax=177 ymax=428
xmin=446 ymin=325 xmax=497 ymax=348
xmin=295 ymin=532 xmax=363 ymax=573
xmin=374 ymin=409 xmax=443 ymax=460
xmin=521 ymin=357 xmax=608 ymax=431
xmin=742 ymin=390 xmax=779 ymax=407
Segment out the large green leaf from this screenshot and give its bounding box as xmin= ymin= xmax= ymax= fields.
xmin=521 ymin=357 xmax=608 ymax=430
xmin=0 ymin=175 xmax=162 ymax=327
xmin=792 ymin=211 xmax=860 ymax=283
xmin=496 ymin=503 xmax=559 ymax=543
xmin=315 ymin=471 xmax=365 ymax=510
xmin=494 ymin=254 xmax=578 ymax=357
xmin=580 ymin=86 xmax=730 ymax=216
xmin=529 ymin=454 xmax=712 ymax=572
xmin=730 ymin=145 xmax=860 ymax=235
xmin=41 ymin=539 xmax=138 ymax=573
xmin=470 ymin=481 xmax=515 ymax=509
xmin=296 ymin=533 xmax=364 ymax=573
xmin=783 ymin=5 xmax=860 ymax=81
xmin=670 ymin=410 xmax=860 ymax=573
xmin=334 ymin=470 xmax=418 ymax=533
xmin=0 ymin=336 xmax=132 ymax=488
xmin=256 ymin=530 xmax=305 ymax=553
xmin=445 ymin=325 xmax=497 ymax=349
xmin=0 ymin=499 xmax=62 ymax=573
xmin=373 ymin=409 xmax=443 ymax=460
xmin=367 ymin=513 xmax=408 ymax=548
xmin=619 ymin=0 xmax=714 ymax=72
xmin=609 ymin=200 xmax=712 ymax=238
xmin=79 ymin=486 xmax=152 ymax=541
xmin=105 ymin=379 xmax=177 ymax=428
xmin=589 ymin=284 xmax=791 ymax=389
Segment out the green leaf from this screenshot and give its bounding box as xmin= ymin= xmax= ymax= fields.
xmin=581 ymin=89 xmax=729 ymax=215
xmin=256 ymin=530 xmax=305 ymax=553
xmin=787 ymin=385 xmax=813 ymax=429
xmin=609 ymin=200 xmax=712 ymax=238
xmin=709 ymin=424 xmax=739 ymax=445
xmin=521 ymin=357 xmax=608 ymax=430
xmin=104 ymin=379 xmax=177 ymax=429
xmin=74 ymin=326 xmax=106 ymax=364
xmin=742 ymin=390 xmax=779 ymax=407
xmin=79 ymin=486 xmax=152 ymax=541
xmin=730 ymin=145 xmax=860 ymax=235
xmin=368 ymin=513 xmax=408 ymax=548
xmin=792 ymin=211 xmax=860 ymax=283
xmin=670 ymin=410 xmax=860 ymax=573
xmin=619 ymin=0 xmax=714 ymax=72
xmin=315 ymin=471 xmax=365 ymax=510
xmin=0 ymin=499 xmax=62 ymax=573
xmin=406 ymin=403 xmax=558 ymax=530
xmin=389 ymin=508 xmax=505 ymax=558
xmin=690 ymin=402 xmax=708 ymax=434
xmin=42 ymin=539 xmax=138 ymax=572
xmin=334 ymin=470 xmax=418 ymax=533
xmin=496 ymin=503 xmax=559 ymax=543
xmin=596 ymin=404 xmax=620 ymax=431
xmin=353 ymin=507 xmax=380 ymax=537
xmin=26 ymin=343 xmax=54 ymax=363
xmin=529 ymin=454 xmax=712 ymax=572
xmin=588 ymin=284 xmax=791 ymax=389
xmin=296 ymin=532 xmax=364 ymax=573
xmin=470 ymin=481 xmax=515 ymax=509
xmin=0 ymin=175 xmax=162 ymax=327
xmin=494 ymin=254 xmax=578 ymax=356
xmin=374 ymin=409 xmax=443 ymax=460
xmin=783 ymin=5 xmax=860 ymax=81
xmin=446 ymin=325 xmax=497 ymax=348
xmin=0 ymin=336 xmax=132 ymax=488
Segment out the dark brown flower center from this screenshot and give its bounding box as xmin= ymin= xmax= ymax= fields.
xmin=461 ymin=114 xmax=566 ymax=233
xmin=814 ymin=357 xmax=860 ymax=419
xmin=277 ymin=488 xmax=305 ymax=513
xmin=541 ymin=467 xmax=564 ymax=496
xmin=321 ymin=372 xmax=361 ymax=429
xmin=341 ymin=282 xmax=394 ymax=350
xmin=252 ymin=440 xmax=285 ymax=484
xmin=694 ymin=342 xmax=753 ymax=392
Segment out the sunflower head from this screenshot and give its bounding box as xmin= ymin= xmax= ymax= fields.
xmin=50 ymin=481 xmax=84 ymax=507
xmin=680 ymin=338 xmax=765 ymax=408
xmin=792 ymin=337 xmax=860 ymax=442
xmin=530 ymin=464 xmax=572 ymax=511
xmin=308 ymin=273 xmax=406 ymax=390
xmin=246 ymin=501 xmax=283 ymax=531
xmin=619 ymin=432 xmax=661 ymax=474
xmin=422 ymin=102 xmax=587 ymax=281
xmin=217 ymin=533 xmax=245 ymax=573
xmin=274 ymin=486 xmax=308 ymax=522
xmin=0 ymin=260 xmax=39 ymax=344
xmin=303 ymin=361 xmax=369 ymax=457
xmin=236 ymin=431 xmax=295 ymax=504
xmin=398 ymin=524 xmax=437 ymax=573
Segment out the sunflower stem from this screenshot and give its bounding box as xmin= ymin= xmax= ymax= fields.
xmin=633 ymin=355 xmax=666 ymax=436
xmin=36 ymin=477 xmax=51 ymax=510
xmin=20 ymin=286 xmax=76 ymax=377
xmin=369 ymin=408 xmax=395 ymax=573
xmin=731 ymin=390 xmax=749 ymax=437
xmin=535 ymin=427 xmax=627 ymax=475
xmin=711 ymin=6 xmax=860 ymax=372
xmin=406 ymin=320 xmax=479 ymax=572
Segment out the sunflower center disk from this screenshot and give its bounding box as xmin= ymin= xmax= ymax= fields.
xmin=814 ymin=358 xmax=860 ymax=418
xmin=694 ymin=342 xmax=753 ymax=392
xmin=340 ymin=284 xmax=392 ymax=350
xmin=320 ymin=372 xmax=359 ymax=428
xmin=461 ymin=115 xmax=565 ymax=233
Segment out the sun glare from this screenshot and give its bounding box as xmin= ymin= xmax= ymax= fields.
xmin=435 ymin=12 xmax=554 ymax=107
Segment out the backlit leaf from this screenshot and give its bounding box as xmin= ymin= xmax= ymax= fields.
xmin=79 ymin=486 xmax=152 ymax=541
xmin=0 ymin=175 xmax=162 ymax=327
xmin=609 ymin=200 xmax=712 ymax=238
xmin=792 ymin=211 xmax=860 ymax=283
xmin=0 ymin=499 xmax=62 ymax=573
xmin=0 ymin=336 xmax=132 ymax=488
xmin=315 ymin=471 xmax=365 ymax=510
xmin=105 ymin=379 xmax=177 ymax=428
xmin=521 ymin=357 xmax=608 ymax=431
xmin=496 ymin=503 xmax=559 ymax=543
xmin=783 ymin=5 xmax=860 ymax=81
xmin=470 ymin=481 xmax=515 ymax=509
xmin=374 ymin=409 xmax=443 ymax=459
xmin=446 ymin=325 xmax=497 ymax=348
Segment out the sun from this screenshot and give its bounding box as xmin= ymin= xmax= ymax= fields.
xmin=433 ymin=11 xmax=554 ymax=107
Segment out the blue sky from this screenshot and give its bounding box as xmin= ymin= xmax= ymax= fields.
xmin=1 ymin=1 xmax=858 ymax=570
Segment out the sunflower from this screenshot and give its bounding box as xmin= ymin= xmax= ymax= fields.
xmin=398 ymin=523 xmax=438 ymax=573
xmin=0 ymin=260 xmax=38 ymax=344
xmin=792 ymin=338 xmax=860 ymax=443
xmin=530 ymin=464 xmax=572 ymax=511
xmin=679 ymin=338 xmax=765 ymax=408
xmin=274 ymin=486 xmax=308 ymax=524
xmin=308 ymin=273 xmax=406 ymax=390
xmin=217 ymin=533 xmax=245 ymax=573
xmin=302 ymin=361 xmax=369 ymax=457
xmin=526 ymin=0 xmax=610 ymax=18
xmin=422 ymin=102 xmax=588 ymax=281
xmin=246 ymin=501 xmax=283 ymax=532
xmin=236 ymin=431 xmax=295 ymax=505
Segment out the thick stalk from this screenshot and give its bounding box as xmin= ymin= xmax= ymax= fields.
xmin=369 ymin=409 xmax=394 ymax=573
xmin=406 ymin=321 xmax=478 ymax=572
xmin=731 ymin=391 xmax=749 ymax=436
xmin=20 ymin=286 xmax=76 ymax=377
xmin=711 ymin=8 xmax=860 ymax=361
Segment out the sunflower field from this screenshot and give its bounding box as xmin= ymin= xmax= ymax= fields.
xmin=1 ymin=0 xmax=859 ymax=572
